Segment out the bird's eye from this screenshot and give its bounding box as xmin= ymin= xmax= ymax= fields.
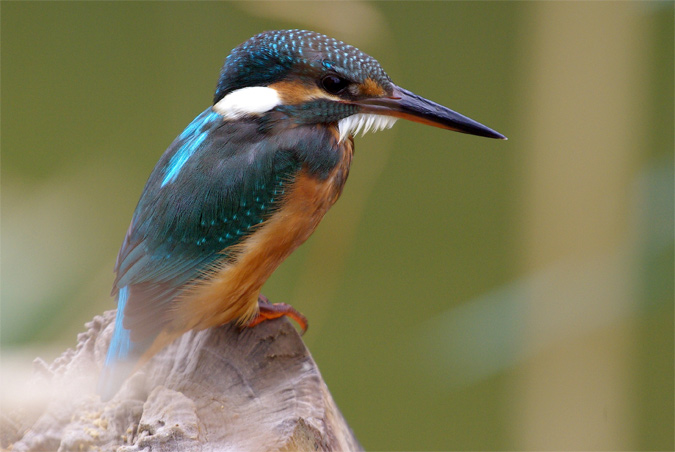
xmin=320 ymin=74 xmax=349 ymax=95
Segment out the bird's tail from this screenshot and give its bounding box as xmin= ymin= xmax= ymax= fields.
xmin=98 ymin=286 xmax=145 ymax=401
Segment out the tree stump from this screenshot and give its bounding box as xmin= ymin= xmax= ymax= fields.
xmin=2 ymin=310 xmax=362 ymax=451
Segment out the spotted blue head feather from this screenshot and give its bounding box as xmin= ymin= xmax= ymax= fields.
xmin=214 ymin=29 xmax=392 ymax=104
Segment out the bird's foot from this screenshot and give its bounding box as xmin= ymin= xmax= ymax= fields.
xmin=246 ymin=295 xmax=308 ymax=334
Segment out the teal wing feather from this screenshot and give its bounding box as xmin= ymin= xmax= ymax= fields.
xmin=114 ymin=109 xmax=302 ymax=342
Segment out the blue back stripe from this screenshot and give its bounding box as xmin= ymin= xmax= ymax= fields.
xmin=161 ymin=110 xmax=221 ymax=187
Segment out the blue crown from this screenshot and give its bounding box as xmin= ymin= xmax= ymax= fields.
xmin=213 ymin=29 xmax=391 ymax=104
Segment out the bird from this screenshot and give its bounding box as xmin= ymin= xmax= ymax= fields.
xmin=98 ymin=29 xmax=505 ymax=400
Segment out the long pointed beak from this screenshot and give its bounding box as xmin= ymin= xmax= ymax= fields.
xmin=354 ymin=85 xmax=506 ymax=140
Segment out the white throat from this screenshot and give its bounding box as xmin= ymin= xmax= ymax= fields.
xmin=338 ymin=113 xmax=398 ymax=142
xmin=213 ymin=86 xmax=281 ymax=119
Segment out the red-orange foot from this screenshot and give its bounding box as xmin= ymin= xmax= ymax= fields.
xmin=246 ymin=295 xmax=308 ymax=334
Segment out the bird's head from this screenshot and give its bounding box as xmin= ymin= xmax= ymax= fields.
xmin=213 ymin=30 xmax=505 ymax=141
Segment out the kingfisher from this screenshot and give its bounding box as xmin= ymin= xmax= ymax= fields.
xmin=99 ymin=29 xmax=505 ymax=400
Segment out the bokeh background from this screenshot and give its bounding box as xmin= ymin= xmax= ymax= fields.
xmin=2 ymin=1 xmax=673 ymax=450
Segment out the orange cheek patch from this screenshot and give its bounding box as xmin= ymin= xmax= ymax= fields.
xmin=268 ymin=80 xmax=327 ymax=105
xmin=359 ymin=78 xmax=387 ymax=97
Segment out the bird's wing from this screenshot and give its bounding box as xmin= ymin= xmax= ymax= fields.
xmin=112 ymin=108 xmax=302 ymax=342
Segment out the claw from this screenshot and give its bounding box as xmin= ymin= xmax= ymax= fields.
xmin=246 ymin=295 xmax=308 ymax=334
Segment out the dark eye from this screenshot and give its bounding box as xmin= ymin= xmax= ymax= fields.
xmin=320 ymin=74 xmax=349 ymax=95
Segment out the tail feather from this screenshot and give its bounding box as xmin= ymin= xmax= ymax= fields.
xmin=98 ymin=286 xmax=144 ymax=401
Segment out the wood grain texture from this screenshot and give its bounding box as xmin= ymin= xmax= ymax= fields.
xmin=2 ymin=310 xmax=362 ymax=452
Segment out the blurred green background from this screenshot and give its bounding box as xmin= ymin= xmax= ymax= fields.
xmin=2 ymin=1 xmax=673 ymax=450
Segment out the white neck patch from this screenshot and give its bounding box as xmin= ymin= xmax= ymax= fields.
xmin=338 ymin=113 xmax=398 ymax=142
xmin=213 ymin=86 xmax=281 ymax=119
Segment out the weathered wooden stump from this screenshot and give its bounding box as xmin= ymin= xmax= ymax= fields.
xmin=2 ymin=310 xmax=361 ymax=451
